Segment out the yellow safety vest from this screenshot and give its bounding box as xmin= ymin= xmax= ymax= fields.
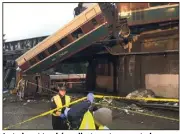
xmin=79 ymin=110 xmax=96 ymax=129
xmin=52 ymin=95 xmax=71 ymax=116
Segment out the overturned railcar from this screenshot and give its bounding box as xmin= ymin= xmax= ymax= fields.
xmin=14 ymin=3 xmax=179 ymax=99
xmin=15 ymin=3 xmax=119 ymax=74
xmin=15 ymin=3 xmax=124 ymax=97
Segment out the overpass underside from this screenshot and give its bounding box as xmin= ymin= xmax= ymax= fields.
xmin=62 ymin=28 xmax=179 ymax=98
xmin=3 ymin=28 xmax=179 ymax=99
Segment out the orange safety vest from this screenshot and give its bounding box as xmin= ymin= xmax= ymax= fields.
xmin=52 ymin=95 xmax=71 ymax=116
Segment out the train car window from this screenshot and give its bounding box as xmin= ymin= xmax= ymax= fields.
xmin=59 ymin=37 xmax=70 ymax=47
xmin=37 ymin=52 xmax=46 ymax=60
xmin=149 ymin=3 xmax=169 ymax=7
xmin=72 ymin=28 xmax=83 ymax=39
xmin=29 ymin=58 xmax=37 ymax=65
xmin=91 ymin=18 xmax=98 ymax=27
xmin=81 ymin=21 xmax=94 ymax=34
xmin=95 ymin=14 xmax=105 ymax=24
xmin=136 ymin=12 xmax=140 ymax=20
xmin=132 ymin=12 xmax=136 ymax=20
xmin=133 ymin=11 xmax=144 ymax=20
xmin=48 ymin=44 xmax=58 ymax=54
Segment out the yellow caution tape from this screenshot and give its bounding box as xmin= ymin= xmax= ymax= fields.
xmin=18 ymin=80 xmax=179 ymax=103
xmin=4 ymin=97 xmax=87 ymax=130
xmin=94 ymin=103 xmax=179 ymax=122
xmin=94 ymin=95 xmax=179 ymax=102
xmin=3 ymin=94 xmax=179 ymax=130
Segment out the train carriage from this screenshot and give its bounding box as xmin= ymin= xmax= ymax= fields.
xmin=117 ymin=2 xmax=179 ymax=33
xmin=14 ymin=3 xmax=179 ymax=98
xmin=15 ymin=3 xmax=117 ymax=74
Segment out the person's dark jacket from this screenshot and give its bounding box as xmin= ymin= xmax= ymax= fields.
xmin=66 ymin=100 xmax=92 ymax=129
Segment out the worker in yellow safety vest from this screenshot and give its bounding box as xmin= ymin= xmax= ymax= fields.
xmin=51 ymin=86 xmax=71 ymax=130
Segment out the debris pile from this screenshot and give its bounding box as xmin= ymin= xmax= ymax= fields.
xmin=126 ymin=89 xmax=155 ymax=99
xmin=125 ymin=89 xmax=179 ymax=111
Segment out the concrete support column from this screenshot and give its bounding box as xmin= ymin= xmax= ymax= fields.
xmin=117 ymin=55 xmax=136 ymax=96
xmin=85 ymin=59 xmax=97 ymax=91
xmin=112 ymin=56 xmax=118 ymax=93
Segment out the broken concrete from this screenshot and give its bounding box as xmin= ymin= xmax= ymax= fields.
xmin=126 ymin=89 xmax=155 ymax=99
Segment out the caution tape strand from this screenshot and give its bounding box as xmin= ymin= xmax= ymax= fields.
xmin=4 ymin=97 xmax=87 ymax=130
xmin=94 ymin=103 xmax=179 ymax=122
xmin=19 ymin=81 xmax=179 ymax=103
xmin=94 ymin=95 xmax=179 ymax=102
xmin=4 ymin=94 xmax=179 ymax=130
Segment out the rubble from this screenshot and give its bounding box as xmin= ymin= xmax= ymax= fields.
xmin=173 ymin=103 xmax=178 ymax=106
xmin=129 ymin=104 xmax=141 ymax=111
xmin=138 ymin=109 xmax=144 ymax=112
xmin=126 ymin=89 xmax=155 ymax=100
xmin=26 ymin=99 xmax=37 ymax=103
xmin=101 ymin=98 xmax=113 ymax=105
xmin=124 ymin=109 xmax=129 ymax=114
xmin=123 ymin=104 xmax=145 ymax=113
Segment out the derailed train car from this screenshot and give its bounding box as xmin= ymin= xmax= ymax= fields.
xmin=14 ymin=3 xmax=179 ymax=98
xmin=15 ymin=3 xmax=124 ymax=97
xmin=15 ymin=3 xmax=119 ymax=74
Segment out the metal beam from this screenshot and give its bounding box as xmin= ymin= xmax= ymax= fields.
xmin=104 ymin=46 xmax=179 ymax=56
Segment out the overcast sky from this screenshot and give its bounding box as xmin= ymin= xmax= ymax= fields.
xmin=3 ymin=3 xmax=78 ymax=42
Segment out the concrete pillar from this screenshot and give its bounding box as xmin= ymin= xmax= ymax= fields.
xmin=85 ymin=59 xmax=97 ymax=91
xmin=112 ymin=56 xmax=118 ymax=93
xmin=117 ymin=55 xmax=136 ymax=96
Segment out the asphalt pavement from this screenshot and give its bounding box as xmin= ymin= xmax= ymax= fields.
xmin=3 ymin=92 xmax=179 ymax=130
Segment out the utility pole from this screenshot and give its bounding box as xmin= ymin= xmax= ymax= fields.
xmin=3 ymin=34 xmax=6 ymax=43
xmin=3 ymin=34 xmax=6 ymax=51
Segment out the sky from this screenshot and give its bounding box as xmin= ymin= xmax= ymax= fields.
xmin=3 ymin=3 xmax=78 ymax=42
